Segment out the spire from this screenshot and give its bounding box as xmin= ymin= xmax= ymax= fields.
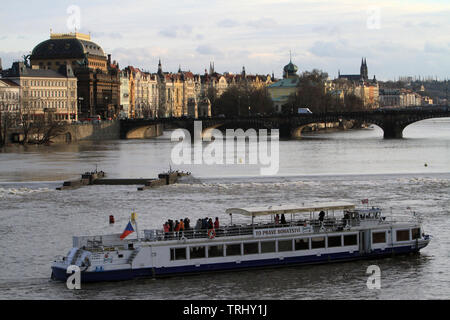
xmin=157 ymin=58 xmax=163 ymax=79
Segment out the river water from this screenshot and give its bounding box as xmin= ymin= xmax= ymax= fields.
xmin=0 ymin=119 xmax=449 ymax=300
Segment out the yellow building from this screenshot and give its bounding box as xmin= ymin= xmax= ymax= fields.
xmin=267 ymin=59 xmax=300 ymax=112
xmin=2 ymin=62 xmax=78 ymax=122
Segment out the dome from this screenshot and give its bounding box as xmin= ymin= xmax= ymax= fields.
xmin=31 ymin=36 xmax=106 ymax=60
xmin=283 ymin=61 xmax=298 ymax=75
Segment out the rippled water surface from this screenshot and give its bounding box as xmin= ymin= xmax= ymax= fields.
xmin=0 ymin=119 xmax=449 ymax=299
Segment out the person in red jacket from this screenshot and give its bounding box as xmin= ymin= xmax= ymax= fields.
xmin=214 ymin=217 xmax=220 ymax=229
xmin=163 ymin=222 xmax=170 ymax=239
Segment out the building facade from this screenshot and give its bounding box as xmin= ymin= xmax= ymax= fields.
xmin=0 ymin=79 xmax=20 ymax=114
xmin=2 ymin=61 xmax=77 ymax=122
xmin=336 ymin=59 xmax=379 ymax=109
xmin=267 ymin=59 xmax=300 ymax=112
xmin=379 ymin=88 xmax=423 ymax=107
xmin=30 ymin=32 xmax=120 ymax=119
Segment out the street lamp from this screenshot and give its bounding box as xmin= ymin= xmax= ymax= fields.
xmin=78 ymin=97 xmax=84 ymax=121
xmin=104 ymin=96 xmax=109 ymax=120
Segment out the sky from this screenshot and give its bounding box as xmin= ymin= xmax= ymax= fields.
xmin=0 ymin=0 xmax=449 ymax=80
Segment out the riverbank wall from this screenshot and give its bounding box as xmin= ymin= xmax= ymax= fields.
xmin=7 ymin=121 xmax=163 ymax=144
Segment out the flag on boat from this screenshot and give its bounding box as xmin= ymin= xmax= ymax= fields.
xmin=120 ymin=221 xmax=135 ymax=240
xmin=361 ymin=199 xmax=369 ymax=204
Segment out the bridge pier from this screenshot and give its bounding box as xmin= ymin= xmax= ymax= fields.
xmin=382 ymin=123 xmax=404 ymax=139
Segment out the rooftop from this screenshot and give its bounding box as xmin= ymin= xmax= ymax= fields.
xmin=226 ymin=202 xmax=356 ymax=217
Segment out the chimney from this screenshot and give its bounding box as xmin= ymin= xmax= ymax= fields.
xmin=108 ymin=54 xmax=111 ymax=66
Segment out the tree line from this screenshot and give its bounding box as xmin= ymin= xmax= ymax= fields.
xmin=0 ymin=102 xmax=68 ymax=147
xmin=206 ymin=69 xmax=366 ymax=117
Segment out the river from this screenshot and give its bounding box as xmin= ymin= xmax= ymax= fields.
xmin=0 ymin=119 xmax=449 ymax=299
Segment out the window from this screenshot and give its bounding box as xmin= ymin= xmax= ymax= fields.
xmin=295 ymin=238 xmax=309 ymax=250
xmin=190 ymin=246 xmax=206 ymax=259
xmin=243 ymin=242 xmax=259 ymax=255
xmin=396 ymin=230 xmax=410 ymax=242
xmin=372 ymin=231 xmax=386 ymax=244
xmin=261 ymin=241 xmax=276 ymax=253
xmin=170 ymin=248 xmax=186 ymax=261
xmin=311 ymin=237 xmax=325 ymax=249
xmin=208 ymin=245 xmax=224 ymax=258
xmin=327 ymin=235 xmax=342 ymax=248
xmin=344 ymin=234 xmax=358 ymax=246
xmin=278 ymin=239 xmax=293 ymax=252
xmin=411 ymin=228 xmax=421 ymax=240
xmin=226 ymin=243 xmax=241 ymax=256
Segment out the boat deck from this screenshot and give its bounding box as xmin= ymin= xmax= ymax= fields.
xmin=144 ymin=217 xmax=368 ymax=242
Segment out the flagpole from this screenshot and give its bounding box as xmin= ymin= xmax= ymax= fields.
xmin=131 ymin=212 xmax=139 ymax=242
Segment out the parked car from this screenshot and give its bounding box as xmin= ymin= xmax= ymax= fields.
xmin=297 ymin=108 xmax=313 ymax=114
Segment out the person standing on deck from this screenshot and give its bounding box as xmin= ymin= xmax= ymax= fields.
xmin=208 ymin=218 xmax=213 ymax=230
xmin=174 ymin=220 xmax=180 ymax=239
xmin=275 ymin=214 xmax=280 ymax=225
xmin=163 ymin=222 xmax=170 ymax=239
xmin=179 ymin=219 xmax=185 ymax=238
xmin=214 ymin=217 xmax=220 ymax=229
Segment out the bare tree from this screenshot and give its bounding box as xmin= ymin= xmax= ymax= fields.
xmin=17 ymin=101 xmax=34 ymax=144
xmin=32 ymin=110 xmax=69 ymax=145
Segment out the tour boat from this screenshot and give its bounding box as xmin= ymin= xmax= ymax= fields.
xmin=51 ymin=202 xmax=431 ymax=283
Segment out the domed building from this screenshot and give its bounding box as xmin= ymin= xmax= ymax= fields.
xmin=267 ymin=57 xmax=300 ymax=113
xmin=30 ymin=33 xmax=108 ymax=72
xmin=283 ymin=60 xmax=299 ymax=79
xmin=29 ymin=32 xmax=120 ymax=119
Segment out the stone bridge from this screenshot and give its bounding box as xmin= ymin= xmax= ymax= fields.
xmin=120 ymin=106 xmax=450 ymax=140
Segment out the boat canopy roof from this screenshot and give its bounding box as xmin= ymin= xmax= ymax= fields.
xmin=225 ymin=202 xmax=356 ymax=217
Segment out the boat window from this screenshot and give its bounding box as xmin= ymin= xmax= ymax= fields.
xmin=327 ymin=235 xmax=342 ymax=247
xmin=411 ymin=228 xmax=421 ymax=240
xmin=261 ymin=241 xmax=276 ymax=253
xmin=226 ymin=243 xmax=242 ymax=256
xmin=396 ymin=230 xmax=410 ymax=242
xmin=170 ymin=248 xmax=187 ymax=261
xmin=190 ymin=246 xmax=206 ymax=259
xmin=278 ymin=239 xmax=293 ymax=252
xmin=344 ymin=234 xmax=358 ymax=246
xmin=294 ymin=238 xmax=309 ymax=250
xmin=243 ymin=242 xmax=259 ymax=255
xmin=372 ymin=231 xmax=386 ymax=244
xmin=311 ymin=237 xmax=325 ymax=249
xmin=208 ymin=245 xmax=224 ymax=258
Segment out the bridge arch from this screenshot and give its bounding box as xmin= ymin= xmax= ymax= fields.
xmin=125 ymin=124 xmax=163 ymax=139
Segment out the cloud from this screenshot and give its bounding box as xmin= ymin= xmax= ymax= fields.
xmin=158 ymin=25 xmax=194 ymax=38
xmin=91 ymin=32 xmax=123 ymax=39
xmin=217 ymin=19 xmax=239 ymax=28
xmin=424 ymin=42 xmax=450 ymax=54
xmin=309 ymin=40 xmax=355 ymax=58
xmin=0 ymin=51 xmax=29 ymax=69
xmin=196 ymin=44 xmax=220 ymax=56
xmin=246 ymin=18 xmax=278 ymax=28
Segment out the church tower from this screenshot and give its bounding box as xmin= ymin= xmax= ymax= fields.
xmin=157 ymin=59 xmax=164 ymax=80
xmin=360 ymin=58 xmax=368 ymax=81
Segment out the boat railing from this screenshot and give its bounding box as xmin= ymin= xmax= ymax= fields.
xmin=143 ymin=217 xmax=361 ymax=242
